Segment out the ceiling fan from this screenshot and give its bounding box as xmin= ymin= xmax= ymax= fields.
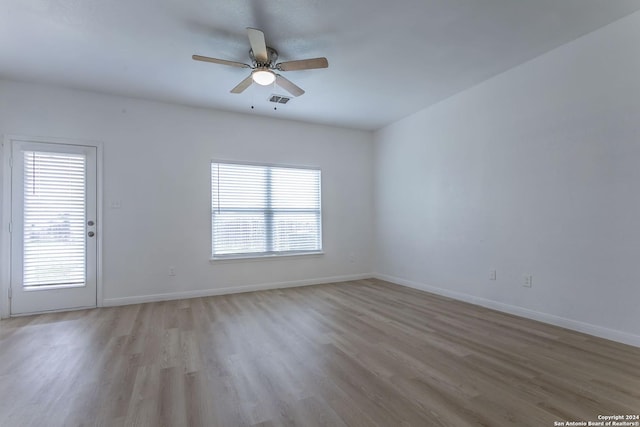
xmin=193 ymin=27 xmax=328 ymax=97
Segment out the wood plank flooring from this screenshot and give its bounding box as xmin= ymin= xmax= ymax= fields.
xmin=1 ymin=279 xmax=639 ymax=426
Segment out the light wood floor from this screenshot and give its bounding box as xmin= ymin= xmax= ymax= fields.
xmin=1 ymin=279 xmax=639 ymax=426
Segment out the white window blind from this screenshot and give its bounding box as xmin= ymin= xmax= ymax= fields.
xmin=23 ymin=151 xmax=86 ymax=287
xmin=211 ymin=162 xmax=322 ymax=258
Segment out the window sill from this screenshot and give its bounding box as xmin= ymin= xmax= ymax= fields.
xmin=210 ymin=251 xmax=324 ymax=264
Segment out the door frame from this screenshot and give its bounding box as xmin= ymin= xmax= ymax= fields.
xmin=1 ymin=135 xmax=104 ymax=318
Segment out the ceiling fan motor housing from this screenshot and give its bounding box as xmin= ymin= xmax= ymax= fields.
xmin=250 ymin=47 xmax=278 ymax=68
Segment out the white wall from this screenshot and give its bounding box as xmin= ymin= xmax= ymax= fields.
xmin=0 ymin=80 xmax=374 ymax=307
xmin=374 ymin=11 xmax=640 ymax=346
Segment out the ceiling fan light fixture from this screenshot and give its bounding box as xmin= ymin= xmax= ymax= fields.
xmin=252 ymin=68 xmax=276 ymax=85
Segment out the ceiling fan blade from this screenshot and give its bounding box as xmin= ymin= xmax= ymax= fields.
xmin=277 ymin=57 xmax=328 ymax=72
xmin=192 ymin=55 xmax=251 ymax=68
xmin=230 ymin=75 xmax=254 ymax=94
xmin=247 ymin=27 xmax=268 ymax=63
xmin=276 ymin=74 xmax=305 ymax=97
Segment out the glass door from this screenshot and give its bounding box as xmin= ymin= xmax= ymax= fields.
xmin=10 ymin=140 xmax=97 ymax=314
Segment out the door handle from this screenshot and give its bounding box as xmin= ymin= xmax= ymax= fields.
xmin=88 ymin=231 xmax=95 ymax=237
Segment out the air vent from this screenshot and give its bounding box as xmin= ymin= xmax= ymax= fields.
xmin=269 ymin=94 xmax=291 ymax=104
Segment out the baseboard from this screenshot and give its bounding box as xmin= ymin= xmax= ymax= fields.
xmin=373 ymin=272 xmax=640 ymax=348
xmin=102 ymin=273 xmax=372 ymax=307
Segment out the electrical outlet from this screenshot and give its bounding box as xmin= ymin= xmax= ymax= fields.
xmin=169 ymin=267 xmax=176 ymax=277
xmin=523 ymin=274 xmax=533 ymax=288
xmin=349 ymin=253 xmax=355 ymax=263
xmin=490 ymin=270 xmax=497 ymax=281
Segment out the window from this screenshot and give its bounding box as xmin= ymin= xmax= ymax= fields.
xmin=211 ymin=162 xmax=322 ymax=259
xmin=23 ymin=151 xmax=87 ymax=286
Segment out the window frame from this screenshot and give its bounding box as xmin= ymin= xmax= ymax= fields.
xmin=210 ymin=159 xmax=323 ymax=261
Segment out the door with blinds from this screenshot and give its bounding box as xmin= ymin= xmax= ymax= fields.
xmin=10 ymin=140 xmax=97 ymax=314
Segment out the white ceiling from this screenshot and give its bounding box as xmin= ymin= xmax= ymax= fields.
xmin=2 ymin=0 xmax=640 ymax=130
